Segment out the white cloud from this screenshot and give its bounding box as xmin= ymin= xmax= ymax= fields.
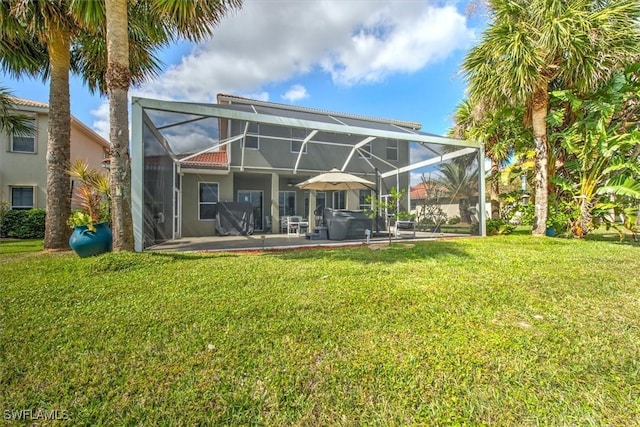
xmin=91 ymin=1 xmax=474 ymax=144
xmin=281 ymin=84 xmax=309 ymax=103
xmin=137 ymin=1 xmax=474 ymax=100
xmin=90 ymin=102 xmax=110 ymax=141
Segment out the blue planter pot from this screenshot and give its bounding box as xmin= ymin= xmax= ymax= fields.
xmin=545 ymin=226 xmax=556 ymax=237
xmin=69 ymin=222 xmax=112 ymax=258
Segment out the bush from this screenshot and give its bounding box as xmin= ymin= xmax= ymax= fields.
xmin=447 ymin=216 xmax=461 ymax=225
xmin=486 ymin=219 xmax=515 ymax=236
xmin=0 ymin=209 xmax=46 ymax=239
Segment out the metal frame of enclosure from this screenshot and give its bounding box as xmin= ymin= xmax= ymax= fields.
xmin=131 ymin=97 xmax=486 ymax=251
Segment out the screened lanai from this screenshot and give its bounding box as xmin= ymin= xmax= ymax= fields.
xmin=131 ymin=96 xmax=486 ymax=251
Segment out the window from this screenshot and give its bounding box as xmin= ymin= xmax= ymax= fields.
xmin=11 ymin=119 xmax=36 ymax=153
xmin=359 ymin=190 xmax=371 ymax=210
xmin=11 ymin=186 xmax=34 ymax=209
xmin=316 ymin=192 xmax=326 ymax=212
xmin=199 ymin=182 xmax=219 ymax=220
xmin=291 ymin=128 xmax=308 ymax=154
xmin=291 ymin=140 xmax=307 ymax=154
xmin=387 ymin=139 xmax=398 ymax=161
xmin=358 ymin=141 xmax=372 ymax=159
xmin=279 ymin=191 xmax=296 ymax=217
xmin=245 ymin=122 xmax=259 ymax=149
xmin=332 ymin=191 xmax=345 ymax=209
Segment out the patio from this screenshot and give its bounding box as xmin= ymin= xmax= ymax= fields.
xmin=147 ymin=230 xmax=470 ymax=253
xmin=130 ymin=96 xmax=487 ymax=252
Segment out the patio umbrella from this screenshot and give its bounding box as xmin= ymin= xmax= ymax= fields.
xmin=295 ymin=168 xmax=375 ymax=191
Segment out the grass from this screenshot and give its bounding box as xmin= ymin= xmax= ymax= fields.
xmin=1 ymin=236 xmax=639 ymax=425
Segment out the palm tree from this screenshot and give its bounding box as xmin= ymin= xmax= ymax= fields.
xmin=463 ymin=0 xmax=640 ymax=235
xmin=103 ymin=0 xmax=242 ymax=251
xmin=0 ymin=1 xmax=163 ymax=250
xmin=1 ymin=2 xmax=76 ymax=250
xmin=437 ymin=162 xmax=479 ymax=224
xmin=450 ymin=99 xmax=526 ymax=219
xmin=0 ymin=85 xmax=33 ymax=135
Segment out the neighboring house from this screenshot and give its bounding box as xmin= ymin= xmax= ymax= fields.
xmin=0 ymin=97 xmax=110 ymax=210
xmin=410 ymin=181 xmax=491 ymax=223
xmin=131 ymin=94 xmax=485 ymax=250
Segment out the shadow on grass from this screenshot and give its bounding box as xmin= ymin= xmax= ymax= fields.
xmin=148 ymin=251 xmax=241 ymax=261
xmin=273 ymin=240 xmax=472 ymax=264
xmin=583 ymin=233 xmax=639 ymax=247
xmin=85 ymin=250 xmax=241 ymax=273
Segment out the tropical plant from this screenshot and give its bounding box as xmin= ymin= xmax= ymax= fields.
xmin=463 ymin=0 xmax=640 ymax=235
xmin=0 ymin=1 xmax=164 ymax=250
xmin=485 ymin=218 xmax=515 ymax=236
xmin=0 ymin=85 xmax=33 ymax=135
xmin=436 ymin=161 xmax=479 ymax=224
xmin=449 ymin=99 xmax=527 ymax=219
xmin=414 ymin=174 xmax=448 ymax=226
xmin=103 ymin=0 xmax=242 ymax=251
xmin=549 ymin=66 xmax=640 ymax=238
xmin=365 ymin=187 xmax=408 ymax=242
xmin=67 ymin=160 xmax=110 ymax=232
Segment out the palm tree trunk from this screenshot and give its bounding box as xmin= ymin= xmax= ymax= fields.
xmin=106 ymin=0 xmax=134 ymax=251
xmin=531 ymin=84 xmax=549 ymax=236
xmin=490 ymin=158 xmax=500 ymax=219
xmin=44 ymin=28 xmax=71 ymax=250
xmin=459 ymin=197 xmax=471 ymax=224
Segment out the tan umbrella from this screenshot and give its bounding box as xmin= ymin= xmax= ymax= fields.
xmin=295 ymin=168 xmax=375 ymax=191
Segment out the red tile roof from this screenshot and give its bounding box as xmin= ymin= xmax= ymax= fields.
xmin=180 ymin=151 xmax=228 ymax=168
xmin=410 ymin=182 xmax=446 ymax=199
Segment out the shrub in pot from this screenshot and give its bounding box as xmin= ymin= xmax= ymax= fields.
xmin=67 ymin=160 xmax=112 ymax=257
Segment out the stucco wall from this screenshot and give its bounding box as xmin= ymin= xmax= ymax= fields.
xmin=0 ymin=112 xmax=108 ymax=210
xmin=180 ymin=172 xmax=234 ymax=237
xmin=71 ymin=123 xmax=108 ymax=171
xmin=0 ymin=112 xmax=48 ymax=208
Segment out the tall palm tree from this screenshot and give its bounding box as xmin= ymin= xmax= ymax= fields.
xmin=1 ymin=2 xmax=76 ymax=250
xmin=104 ymin=0 xmax=242 ymax=251
xmin=463 ymin=0 xmax=640 ymax=235
xmin=0 ymin=1 xmax=163 ymax=250
xmin=450 ymin=99 xmax=525 ymax=219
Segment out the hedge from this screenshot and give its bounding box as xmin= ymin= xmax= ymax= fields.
xmin=0 ymin=209 xmax=46 ymax=239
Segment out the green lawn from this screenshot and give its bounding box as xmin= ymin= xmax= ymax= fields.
xmin=1 ymin=236 xmax=639 ymax=425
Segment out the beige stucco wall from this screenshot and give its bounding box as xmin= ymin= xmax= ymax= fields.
xmin=71 ymin=120 xmax=108 ymax=171
xmin=180 ymin=171 xmax=234 ymax=237
xmin=0 ymin=112 xmax=48 ymax=209
xmin=0 ymin=110 xmax=109 ymax=210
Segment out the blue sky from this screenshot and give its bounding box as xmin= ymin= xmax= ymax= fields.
xmin=1 ymin=0 xmax=487 ymax=183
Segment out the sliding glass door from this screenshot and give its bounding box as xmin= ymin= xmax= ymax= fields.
xmin=238 ymin=190 xmax=263 ymax=231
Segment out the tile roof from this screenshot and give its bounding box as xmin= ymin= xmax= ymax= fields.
xmin=410 ymin=182 xmax=447 ymax=199
xmin=9 ymin=96 xmax=110 ymax=148
xmin=180 ymin=151 xmax=228 ymax=168
xmin=8 ymin=96 xmax=49 ymax=109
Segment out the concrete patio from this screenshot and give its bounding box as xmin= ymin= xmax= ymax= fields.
xmin=147 ymin=231 xmax=470 ymax=253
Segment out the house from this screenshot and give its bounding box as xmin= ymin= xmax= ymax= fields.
xmin=410 ymin=181 xmax=491 ymax=225
xmin=131 ymin=95 xmax=486 ymax=250
xmin=0 ymin=97 xmax=110 ymax=210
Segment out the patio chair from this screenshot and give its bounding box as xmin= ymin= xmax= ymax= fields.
xmin=284 ymin=216 xmax=308 ymax=237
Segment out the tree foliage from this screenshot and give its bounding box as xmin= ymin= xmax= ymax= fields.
xmin=461 ymin=0 xmax=640 ymax=235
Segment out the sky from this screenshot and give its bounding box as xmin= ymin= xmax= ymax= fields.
xmin=1 ymin=0 xmax=487 ymax=184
